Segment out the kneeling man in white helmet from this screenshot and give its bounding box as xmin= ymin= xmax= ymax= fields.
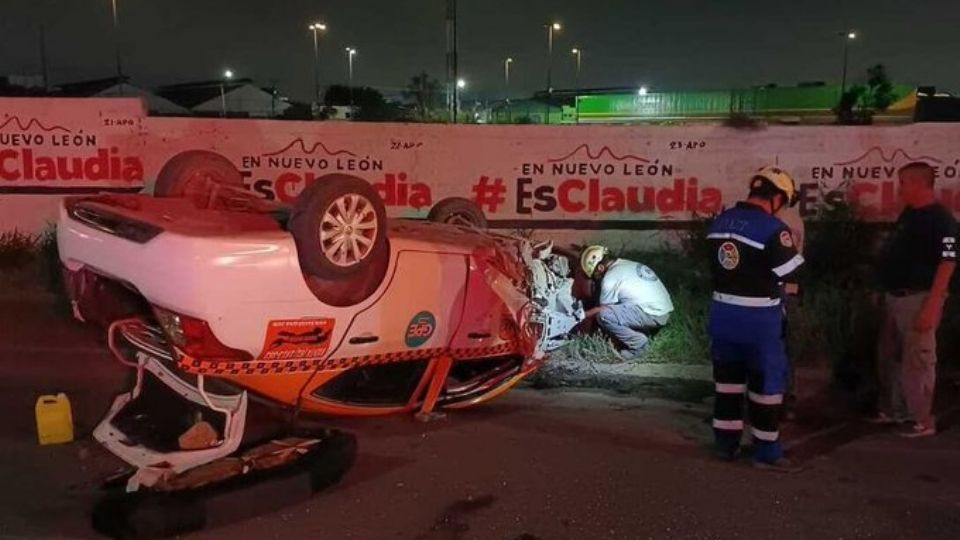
xmin=580 ymin=246 xmax=674 ymax=360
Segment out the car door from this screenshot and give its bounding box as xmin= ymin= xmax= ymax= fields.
xmin=321 ymin=249 xmax=469 ymax=367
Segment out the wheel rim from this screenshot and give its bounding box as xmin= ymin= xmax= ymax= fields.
xmin=446 ymin=213 xmax=474 ymax=227
xmin=180 ymin=168 xmax=227 ymax=199
xmin=319 ymin=194 xmax=379 ymax=267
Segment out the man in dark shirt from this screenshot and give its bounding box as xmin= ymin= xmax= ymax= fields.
xmin=874 ymin=161 xmax=957 ymax=437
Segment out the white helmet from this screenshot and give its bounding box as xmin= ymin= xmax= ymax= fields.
xmin=580 ymin=245 xmax=609 ymax=278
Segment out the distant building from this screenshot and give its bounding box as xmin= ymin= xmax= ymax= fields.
xmin=571 ymin=83 xmax=917 ymax=125
xmin=157 ymin=79 xmax=291 ymax=118
xmin=322 ymin=105 xmax=357 ymax=121
xmin=486 ymin=83 xmax=920 ymax=125
xmin=488 ymin=99 xmax=568 ymax=124
xmin=56 ymin=76 xmax=189 ymax=116
xmin=0 ymin=74 xmax=49 ymax=96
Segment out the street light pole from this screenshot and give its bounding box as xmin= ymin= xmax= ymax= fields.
xmin=504 ymin=58 xmax=513 ymax=123
xmin=308 ymin=22 xmax=327 ymax=106
xmin=571 ymin=48 xmax=582 ymax=90
xmin=571 ymin=48 xmax=582 ymax=124
xmin=220 ymin=69 xmax=234 ymax=117
xmin=456 ymin=78 xmax=466 ymax=121
xmin=839 ymin=31 xmax=857 ymax=99
xmin=545 ymin=22 xmax=561 ymax=93
xmin=345 ymin=48 xmax=357 ymax=110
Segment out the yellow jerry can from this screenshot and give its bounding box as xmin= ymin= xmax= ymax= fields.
xmin=35 ymin=393 xmax=74 ymax=445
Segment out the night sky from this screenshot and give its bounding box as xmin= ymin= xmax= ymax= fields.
xmin=1 ymin=0 xmax=957 ymax=101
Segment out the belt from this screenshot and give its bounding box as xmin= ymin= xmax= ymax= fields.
xmin=888 ymin=289 xmax=926 ymax=297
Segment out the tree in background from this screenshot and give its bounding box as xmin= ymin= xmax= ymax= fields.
xmin=324 ymin=84 xmax=399 ymax=121
xmin=403 ymin=72 xmax=443 ymax=122
xmin=835 ymin=64 xmax=895 ymax=125
xmin=864 ymin=64 xmax=896 ymax=111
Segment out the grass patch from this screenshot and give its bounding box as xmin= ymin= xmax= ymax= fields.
xmin=570 ymin=206 xmax=887 ymax=372
xmin=622 ymin=249 xmax=711 ymax=364
xmin=551 ymin=333 xmax=619 ymax=367
xmin=0 ymin=226 xmax=67 ymax=306
xmin=0 ymin=230 xmax=39 ymax=269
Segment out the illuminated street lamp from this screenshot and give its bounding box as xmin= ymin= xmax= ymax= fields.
xmin=308 ymin=22 xmax=327 ymax=105
xmin=638 ymin=85 xmax=648 ymax=96
xmin=345 ymin=48 xmax=357 ymax=108
xmin=571 ymin=47 xmax=582 ymax=90
xmin=545 ymin=21 xmax=562 ymax=92
xmin=839 ymin=30 xmax=858 ymax=98
xmin=345 ymin=47 xmax=357 ymax=85
xmin=220 ymin=69 xmax=235 ymax=117
xmin=455 ymin=78 xmax=466 ymax=122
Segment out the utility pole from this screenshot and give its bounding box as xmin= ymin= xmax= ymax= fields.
xmin=39 ymin=25 xmax=49 ymax=92
xmin=446 ymin=0 xmax=459 ymax=123
xmin=111 ymin=0 xmax=123 ymax=78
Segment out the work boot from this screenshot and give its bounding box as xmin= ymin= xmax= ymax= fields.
xmin=897 ymin=420 xmax=936 ymax=438
xmin=752 ymin=457 xmax=804 ymax=474
xmin=867 ymin=412 xmax=907 ymax=425
xmin=616 ymin=347 xmax=646 ymax=362
xmin=713 ymin=446 xmax=741 ymax=462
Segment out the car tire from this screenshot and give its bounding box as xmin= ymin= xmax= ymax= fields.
xmin=427 ymin=197 xmax=488 ymax=229
xmin=290 ymin=174 xmax=389 ymax=281
xmin=154 ymin=151 xmax=244 ymax=203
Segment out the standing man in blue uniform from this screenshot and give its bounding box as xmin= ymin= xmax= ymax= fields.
xmin=707 ymin=166 xmax=804 ymax=471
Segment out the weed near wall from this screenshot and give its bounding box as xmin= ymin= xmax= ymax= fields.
xmin=0 ymin=226 xmax=66 ymax=306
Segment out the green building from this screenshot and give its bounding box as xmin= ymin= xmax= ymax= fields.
xmin=488 ymin=84 xmax=917 ymax=125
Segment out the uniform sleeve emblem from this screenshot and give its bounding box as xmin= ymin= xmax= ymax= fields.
xmin=779 ymin=230 xmax=794 ymax=248
xmin=942 ymin=236 xmax=957 ymax=260
xmin=718 ymin=242 xmax=740 ymax=270
xmin=637 ymin=264 xmax=658 ymax=281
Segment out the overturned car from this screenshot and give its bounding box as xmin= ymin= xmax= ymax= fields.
xmin=57 ymin=151 xmax=584 ymax=494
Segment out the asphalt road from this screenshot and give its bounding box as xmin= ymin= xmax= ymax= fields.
xmin=2 ymin=299 xmax=960 ymax=540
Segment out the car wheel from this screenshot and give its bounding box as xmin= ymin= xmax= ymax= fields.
xmin=154 ymin=151 xmax=244 ymax=204
xmin=290 ymin=174 xmax=389 ymax=280
xmin=427 ymin=197 xmax=488 ymax=229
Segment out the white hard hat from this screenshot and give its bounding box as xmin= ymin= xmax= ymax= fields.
xmin=580 ymin=245 xmax=609 ymax=278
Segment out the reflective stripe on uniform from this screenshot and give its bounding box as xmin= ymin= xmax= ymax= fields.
xmin=713 ymin=419 xmax=745 ymax=430
xmin=751 ymin=426 xmax=780 ymax=441
xmin=712 ymin=292 xmax=781 ymax=307
xmin=707 ymin=232 xmax=765 ymax=250
xmin=716 ymin=383 xmax=747 ymax=394
xmin=748 ymin=392 xmax=784 ymax=405
xmin=772 ymin=254 xmax=805 ymax=277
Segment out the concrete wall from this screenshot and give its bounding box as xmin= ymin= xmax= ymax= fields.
xmin=4 ymin=97 xmax=960 ymax=247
